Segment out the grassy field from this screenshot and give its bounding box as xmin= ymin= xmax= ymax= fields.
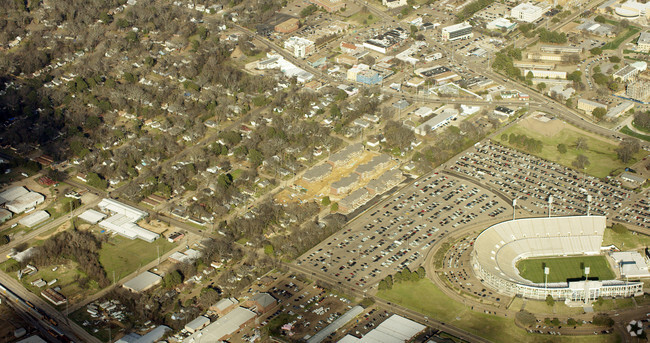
xmin=621 ymin=125 xmax=650 ymax=142
xmin=516 ymin=256 xmax=615 ymax=283
xmin=508 ymin=297 xmax=585 ymax=316
xmin=377 ymin=279 xmax=618 ymax=343
xmin=98 ymin=233 xmax=176 ymax=281
xmin=499 ymin=122 xmax=645 ymax=178
xmin=602 ymin=226 xmax=650 ymax=250
xmin=347 ymin=11 xmax=381 ymax=26
xmin=603 ymin=27 xmax=640 ymax=50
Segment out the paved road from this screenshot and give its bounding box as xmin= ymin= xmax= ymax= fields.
xmin=0 ymin=271 xmax=101 ymax=343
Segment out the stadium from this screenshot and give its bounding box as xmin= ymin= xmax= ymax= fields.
xmin=471 ymin=216 xmax=644 ymax=301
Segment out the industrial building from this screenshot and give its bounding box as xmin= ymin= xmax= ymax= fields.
xmin=511 ymin=3 xmax=545 ymax=23
xmin=18 ymin=210 xmax=50 ymax=228
xmin=6 ymin=192 xmax=45 ymax=214
xmin=0 ymin=208 xmax=11 ymax=223
xmin=183 ymin=307 xmax=256 ymax=342
xmin=123 ymin=271 xmax=162 ymax=292
xmin=0 ymin=186 xmax=29 ymax=204
xmin=441 ymin=22 xmax=473 ymax=41
xmin=98 ymin=199 xmax=159 ymax=242
xmin=78 ymin=209 xmax=107 ymax=224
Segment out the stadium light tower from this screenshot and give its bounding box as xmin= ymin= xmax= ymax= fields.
xmin=512 ymin=198 xmax=517 ymax=221
xmin=544 ymin=266 xmax=550 ymax=293
xmin=548 ymin=195 xmax=553 ymax=218
xmin=587 ymin=194 xmax=592 ymax=216
xmin=584 ymin=266 xmax=591 ymax=304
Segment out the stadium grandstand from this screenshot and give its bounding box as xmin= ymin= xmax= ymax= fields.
xmin=472 ymin=216 xmax=643 ymax=301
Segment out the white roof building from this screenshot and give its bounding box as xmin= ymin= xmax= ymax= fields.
xmin=78 ymin=209 xmax=107 ymax=224
xmin=183 ymin=307 xmax=256 ymax=342
xmin=7 ymin=192 xmax=45 ymax=214
xmin=414 ymin=108 xmax=458 ymax=135
xmin=0 ymin=186 xmax=29 ymax=204
xmin=98 ymin=199 xmax=158 ymax=242
xmin=19 ymin=210 xmax=50 ymax=228
xmin=511 ymin=3 xmax=545 ymax=23
xmin=123 ymin=271 xmax=162 ymax=292
xmin=611 ymin=251 xmax=650 ymax=278
xmin=185 ymin=316 xmax=211 ymax=333
xmin=339 ymin=314 xmax=426 ymax=343
xmin=413 ymin=107 xmax=433 ymax=118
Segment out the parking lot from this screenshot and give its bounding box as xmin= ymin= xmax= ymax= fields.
xmin=296 ymin=173 xmax=511 ymax=290
xmin=449 ymin=142 xmax=636 ymax=222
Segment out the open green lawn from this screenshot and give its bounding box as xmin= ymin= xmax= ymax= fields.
xmin=621 ymin=125 xmax=650 ymax=142
xmin=602 ymin=226 xmax=650 ymax=250
xmin=516 ymin=256 xmax=615 ymax=283
xmin=508 ymin=297 xmax=585 ymax=316
xmin=377 ymin=279 xmax=618 ymax=343
xmin=499 ymin=123 xmax=646 ymax=178
xmin=98 ymin=232 xmax=176 ymax=281
xmin=347 ymin=11 xmax=380 ymax=26
xmin=603 ymin=27 xmax=640 ymax=50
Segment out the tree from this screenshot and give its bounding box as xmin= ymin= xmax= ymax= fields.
xmin=516 ymin=310 xmax=537 ymax=327
xmin=616 ymin=138 xmax=640 ymax=163
xmin=609 ymin=56 xmax=620 ymax=63
xmin=163 ymin=270 xmax=183 ymax=288
xmin=575 ymin=137 xmax=588 ymax=150
xmin=557 ymin=143 xmax=567 ymax=154
xmin=572 ymin=154 xmax=590 ymax=169
xmin=593 ymin=313 xmax=614 ymax=327
xmin=87 ymin=172 xmax=108 ymax=190
xmin=594 ymin=15 xmax=606 ymax=23
xmin=545 ymin=294 xmax=555 ymax=306
xmin=330 ymin=202 xmax=339 ymax=212
xmin=592 ymin=107 xmax=607 ymax=120
xmin=590 ymin=47 xmax=602 ymax=55
xmin=0 ymin=235 xmax=9 ymax=245
xmin=321 ymin=196 xmax=331 ymax=206
xmin=537 ymin=82 xmax=547 ymax=91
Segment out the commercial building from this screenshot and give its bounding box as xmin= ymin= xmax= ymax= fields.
xmin=340 ymin=42 xmax=362 ymax=54
xmin=339 ymin=315 xmax=426 ymax=343
xmin=210 ymin=297 xmax=239 ymax=315
xmin=494 ymin=106 xmax=515 ymax=117
xmin=284 ymin=37 xmax=315 ymax=58
xmin=185 ymin=316 xmax=210 ymax=333
xmin=123 ymin=271 xmax=162 ymax=292
xmin=511 ymin=3 xmax=545 ymax=23
xmin=472 ymin=216 xmax=644 ymax=301
xmin=274 ymin=18 xmax=299 ymax=34
xmin=363 ymin=27 xmax=408 ymax=54
xmin=308 ymin=306 xmax=364 ymax=343
xmin=441 ymin=22 xmax=473 ymax=41
xmin=540 ymin=45 xmax=583 ymax=54
xmin=638 ymin=31 xmax=650 ymax=51
xmin=248 ymin=292 xmax=277 ymax=313
xmin=577 ymin=98 xmax=607 ymax=114
xmin=382 ymin=0 xmax=406 ymax=8
xmin=19 ymin=210 xmax=50 ymax=228
xmin=183 ymin=307 xmax=256 ymax=342
xmin=413 ymin=107 xmax=433 ymax=118
xmin=413 ymin=108 xmax=458 ymax=135
xmin=415 ymin=66 xmax=460 ymax=84
xmin=119 ymin=325 xmax=171 ymax=343
xmin=6 ymin=192 xmax=45 ymax=214
xmin=98 ymin=199 xmax=159 ymax=242
xmin=486 ymin=18 xmax=517 ymax=31
xmin=303 ymin=163 xmax=333 ymax=183
xmin=523 ymin=69 xmax=566 ymax=79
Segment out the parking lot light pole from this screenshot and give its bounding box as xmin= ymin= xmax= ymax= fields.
xmin=512 ymin=198 xmax=517 ymax=221
xmin=587 ymin=194 xmax=592 ymax=216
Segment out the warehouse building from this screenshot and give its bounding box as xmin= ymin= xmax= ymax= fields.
xmin=0 ymin=186 xmax=29 ymax=204
xmin=7 ymin=192 xmax=45 ymax=214
xmin=339 ymin=314 xmax=426 ymax=343
xmin=123 ymin=271 xmax=162 ymax=292
xmin=18 ymin=210 xmax=50 ymax=228
xmin=0 ymin=208 xmax=11 ymax=224
xmin=185 ymin=316 xmax=210 ymax=333
xmin=183 ymin=307 xmax=256 ymax=342
xmin=78 ymin=209 xmax=107 ymax=224
xmin=98 ymin=199 xmax=159 ymax=242
xmin=413 ymin=108 xmax=458 ymax=135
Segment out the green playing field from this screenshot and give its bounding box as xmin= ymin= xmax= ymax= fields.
xmin=516 ymin=255 xmax=616 ymax=283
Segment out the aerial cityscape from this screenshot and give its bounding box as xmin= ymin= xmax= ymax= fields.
xmin=1 ymin=0 xmax=650 ymax=342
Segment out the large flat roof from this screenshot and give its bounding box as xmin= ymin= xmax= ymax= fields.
xmin=123 ymin=271 xmax=162 ymax=292
xmin=307 ymin=306 xmax=364 ymax=343
xmin=183 ymin=307 xmax=255 ymax=342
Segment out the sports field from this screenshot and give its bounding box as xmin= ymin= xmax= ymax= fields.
xmin=516 ymin=256 xmax=616 ymax=283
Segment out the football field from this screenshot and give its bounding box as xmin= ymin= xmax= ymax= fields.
xmin=516 ymin=256 xmax=616 ymax=283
